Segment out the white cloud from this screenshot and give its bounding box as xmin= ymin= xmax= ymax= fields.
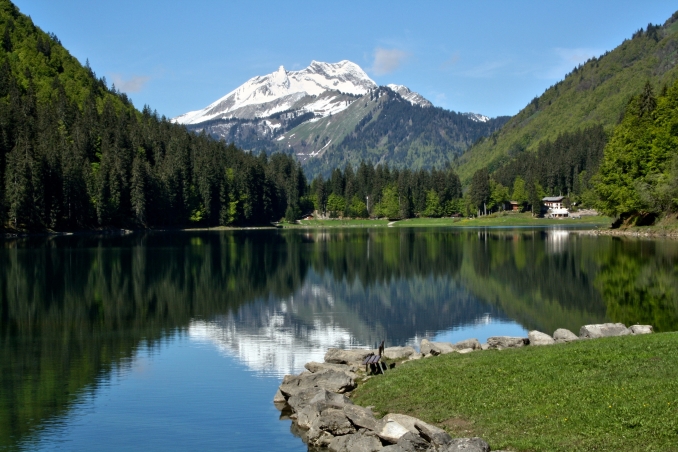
xmin=110 ymin=74 xmax=150 ymax=93
xmin=370 ymin=47 xmax=409 ymax=76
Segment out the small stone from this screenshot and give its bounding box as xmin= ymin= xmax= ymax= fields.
xmin=528 ymin=330 xmax=555 ymax=346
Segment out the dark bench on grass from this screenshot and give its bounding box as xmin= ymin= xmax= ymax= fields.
xmin=363 ymin=341 xmax=387 ymax=375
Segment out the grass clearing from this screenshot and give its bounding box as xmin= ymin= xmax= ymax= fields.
xmin=353 ymin=333 xmax=678 ymax=452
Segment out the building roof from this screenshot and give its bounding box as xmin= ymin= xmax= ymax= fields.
xmin=542 ymin=196 xmax=566 ymax=202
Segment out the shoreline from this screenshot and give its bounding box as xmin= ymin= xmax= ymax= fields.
xmin=276 ymin=323 xmax=657 ymax=451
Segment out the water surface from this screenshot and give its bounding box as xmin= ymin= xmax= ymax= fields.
xmin=1 ymin=227 xmax=677 ymax=451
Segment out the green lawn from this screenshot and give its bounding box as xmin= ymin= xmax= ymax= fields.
xmin=353 ymin=333 xmax=678 ymax=452
xmin=285 ymin=213 xmax=613 ymax=229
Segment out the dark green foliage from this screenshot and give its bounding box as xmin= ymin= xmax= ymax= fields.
xmin=468 ymin=168 xmax=491 ymax=212
xmin=310 ymin=162 xmax=463 ymax=218
xmin=0 ymin=1 xmax=305 ymax=229
xmin=492 ymin=125 xmax=607 ymax=201
xmin=596 ymin=78 xmax=678 ymax=219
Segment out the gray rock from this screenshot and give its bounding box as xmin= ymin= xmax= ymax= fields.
xmin=630 ymin=324 xmax=654 ymax=335
xmin=415 ymin=421 xmax=452 ymax=447
xmin=480 ymin=343 xmax=489 ymax=351
xmin=376 ymin=420 xmax=411 ymax=443
xmin=457 ymin=348 xmax=474 ymax=354
xmin=295 ymin=390 xmax=354 ymax=429
xmin=553 ymin=328 xmax=579 ymax=344
xmin=420 ymin=339 xmax=456 ymax=356
xmin=528 ymin=330 xmax=555 ymax=346
xmin=307 ymin=407 xmax=356 ymax=445
xmin=273 ymin=388 xmax=286 ymax=403
xmin=395 ymin=431 xmax=430 ymax=451
xmin=440 ymin=437 xmax=490 ymax=452
xmin=487 ymin=336 xmax=527 ymax=349
xmin=325 ymin=348 xmax=376 ymax=365
xmin=381 ymin=446 xmax=407 ymax=452
xmin=305 ymin=361 xmax=358 ymax=375
xmin=286 ymin=387 xmax=326 ymax=412
xmin=328 ymin=431 xmax=384 ymax=452
xmin=383 ymin=346 xmax=418 ymax=360
xmin=279 ymin=369 xmax=356 ymax=397
xmin=453 ymin=338 xmax=482 ymax=351
xmin=579 ymin=323 xmax=631 ymax=339
xmin=344 ymin=404 xmax=379 ymax=431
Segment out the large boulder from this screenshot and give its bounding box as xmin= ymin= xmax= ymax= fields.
xmin=579 ymin=323 xmax=630 ymax=339
xmin=528 ymin=330 xmax=555 ymax=346
xmin=325 ymin=348 xmax=375 ymax=365
xmin=383 ymin=346 xmax=418 ymax=360
xmin=630 ymin=324 xmax=654 ymax=335
xmin=279 ymin=369 xmax=356 ymax=398
xmin=440 ymin=438 xmax=490 ymax=452
xmin=553 ymin=328 xmax=578 ymax=344
xmin=286 ymin=387 xmax=326 ymax=413
xmin=343 ymin=404 xmax=379 ymax=431
xmin=453 ymin=338 xmax=482 ymax=351
xmin=487 ymin=336 xmax=527 ymax=349
xmin=420 ymin=339 xmax=456 ymax=356
xmin=328 ymin=431 xmax=384 ymax=452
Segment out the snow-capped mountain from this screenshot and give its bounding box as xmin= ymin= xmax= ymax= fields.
xmin=386 ymin=84 xmax=432 ymax=108
xmin=464 ymin=112 xmax=490 ymax=123
xmin=174 ymin=60 xmax=379 ymax=124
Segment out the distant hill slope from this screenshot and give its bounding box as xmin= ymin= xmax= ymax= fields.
xmin=457 ymin=13 xmax=678 ymax=185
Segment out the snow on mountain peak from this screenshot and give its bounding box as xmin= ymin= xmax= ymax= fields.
xmin=386 ymin=84 xmax=432 ymax=108
xmin=174 ymin=60 xmax=378 ymax=125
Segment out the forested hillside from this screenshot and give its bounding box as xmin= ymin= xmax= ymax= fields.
xmin=0 ymin=1 xmax=306 ymax=230
xmin=457 ymin=13 xmax=678 ymax=185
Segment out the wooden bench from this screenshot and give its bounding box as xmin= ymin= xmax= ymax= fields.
xmin=363 ymin=341 xmax=386 ymax=375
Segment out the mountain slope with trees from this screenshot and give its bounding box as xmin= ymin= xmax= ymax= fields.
xmin=0 ymin=0 xmax=307 ymax=230
xmin=457 ymin=13 xmax=678 ymax=186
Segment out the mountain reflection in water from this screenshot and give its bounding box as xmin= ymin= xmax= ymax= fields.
xmin=1 ymin=228 xmax=677 ymax=450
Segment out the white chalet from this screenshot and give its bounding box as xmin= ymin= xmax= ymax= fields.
xmin=542 ymin=196 xmax=569 ymax=218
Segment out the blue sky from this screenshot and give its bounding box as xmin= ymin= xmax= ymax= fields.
xmin=13 ymin=0 xmax=678 ymax=118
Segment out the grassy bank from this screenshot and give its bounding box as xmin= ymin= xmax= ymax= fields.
xmin=353 ymin=333 xmax=678 ymax=452
xmin=287 ymin=213 xmax=613 ymax=229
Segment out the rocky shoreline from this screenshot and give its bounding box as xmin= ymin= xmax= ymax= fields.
xmin=575 ymin=228 xmax=678 ymax=238
xmin=274 ymin=322 xmax=653 ymax=452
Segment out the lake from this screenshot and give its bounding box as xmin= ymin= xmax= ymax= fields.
xmin=1 ymin=227 xmax=677 ymax=451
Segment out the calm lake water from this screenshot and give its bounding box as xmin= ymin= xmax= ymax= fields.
xmin=1 ymin=227 xmax=677 ymax=451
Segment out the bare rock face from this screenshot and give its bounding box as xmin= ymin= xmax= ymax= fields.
xmin=453 ymin=338 xmax=482 ymax=351
xmin=528 ymin=330 xmax=555 ymax=346
xmin=440 ymin=437 xmax=490 ymax=452
xmin=296 ymin=390 xmax=354 ymax=429
xmin=487 ymin=336 xmax=527 ymax=349
xmin=328 ymin=431 xmax=384 ymax=452
xmin=383 ymin=346 xmax=418 ymax=360
xmin=553 ymin=328 xmax=579 ymax=344
xmin=325 ymin=348 xmax=375 ymax=365
xmin=579 ymin=323 xmax=631 ymax=339
xmin=630 ymin=325 xmax=654 ymax=335
xmin=279 ymin=369 xmax=356 ymax=398
xmin=273 ymin=388 xmax=286 ymax=403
